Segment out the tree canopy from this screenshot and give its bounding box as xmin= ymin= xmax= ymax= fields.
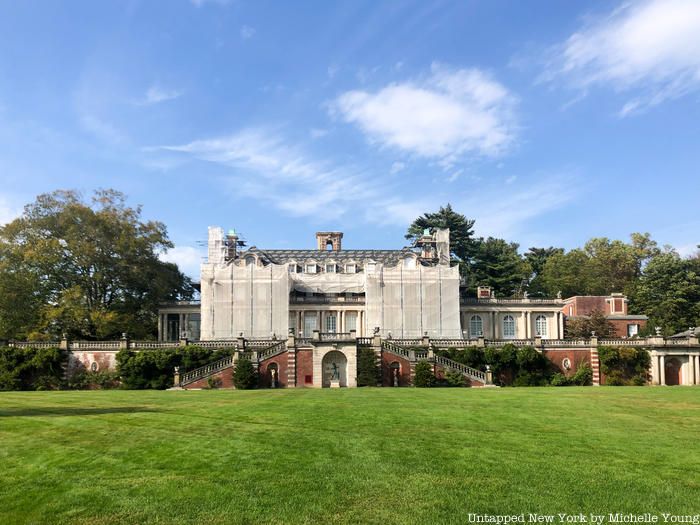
xmin=0 ymin=190 xmax=194 ymax=340
xmin=407 ymin=204 xmax=699 ymax=334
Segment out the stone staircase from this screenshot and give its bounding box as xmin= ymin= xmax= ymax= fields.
xmin=177 ymin=340 xmax=287 ymax=388
xmin=381 ymin=340 xmax=487 ymax=385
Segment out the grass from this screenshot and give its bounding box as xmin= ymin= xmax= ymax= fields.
xmin=1 ymin=387 xmax=699 ymax=525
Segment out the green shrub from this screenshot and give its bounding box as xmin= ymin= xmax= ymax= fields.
xmin=207 ymin=376 xmax=222 ymax=389
xmin=0 ymin=346 xmax=66 ymax=391
xmin=116 ymin=345 xmax=233 ymax=390
xmin=356 ymin=347 xmax=380 ymax=386
xmin=413 ymin=360 xmax=435 ymax=388
xmin=232 ymin=356 xmax=257 ymax=390
xmin=598 ymin=346 xmax=650 ymax=386
xmin=550 ymin=364 xmax=593 ymax=387
xmin=444 ymin=368 xmax=467 ymax=387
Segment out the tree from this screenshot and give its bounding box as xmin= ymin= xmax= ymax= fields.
xmin=540 ymin=249 xmax=591 ymax=298
xmin=356 ymin=347 xmax=380 ymax=386
xmin=469 ymin=237 xmax=529 ymax=297
xmin=406 ymin=204 xmax=478 ymax=276
xmin=413 ymin=360 xmax=435 ymax=387
xmin=632 ymin=251 xmax=700 ymax=335
xmin=0 ymin=190 xmax=194 ymax=340
xmin=564 ymin=310 xmax=614 ymax=338
xmin=232 ymin=356 xmax=258 ymax=390
xmin=524 ymin=247 xmax=564 ymax=297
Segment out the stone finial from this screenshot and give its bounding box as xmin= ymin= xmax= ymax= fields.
xmin=556 ymin=290 xmax=562 ymax=299
xmin=590 ymin=331 xmax=596 ymax=337
xmin=373 ymin=326 xmax=380 ymax=335
xmin=655 ymin=326 xmax=662 ymax=336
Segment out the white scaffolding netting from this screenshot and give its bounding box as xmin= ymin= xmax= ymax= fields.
xmin=365 ymin=263 xmax=461 ymax=338
xmin=290 ymin=273 xmax=365 ymax=294
xmin=201 ymin=262 xmax=290 ymax=339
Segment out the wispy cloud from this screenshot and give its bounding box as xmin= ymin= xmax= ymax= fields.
xmin=159 ymin=245 xmax=204 ymax=278
xmin=140 ymin=86 xmax=183 ymax=105
xmin=332 ymin=63 xmax=518 ymax=167
xmin=542 ymin=0 xmax=700 ymax=115
xmin=157 ymin=129 xmax=576 ymax=235
xmin=158 ymin=128 xmax=396 ymax=222
xmin=240 ymin=25 xmax=256 ymax=40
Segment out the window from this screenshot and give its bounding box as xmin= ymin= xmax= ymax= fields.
xmin=303 ymin=313 xmax=318 ymax=336
xmin=289 ymin=313 xmax=297 ymax=332
xmin=326 ymin=263 xmax=336 ymax=273
xmin=469 ymin=315 xmax=483 ymax=337
xmin=627 ymin=324 xmax=639 ymax=337
xmin=503 ymin=315 xmax=515 ymax=338
xmin=288 ymin=263 xmax=296 ymax=273
xmin=345 ymin=263 xmax=356 ymax=273
xmin=305 ymin=263 xmax=317 ymax=274
xmin=535 ymin=315 xmax=548 ymax=337
xmin=345 ymin=312 xmax=357 ymax=332
xmin=245 ymin=256 xmax=255 ymax=266
xmin=326 ymin=313 xmax=337 ymax=333
xmin=366 ymin=262 xmax=376 ymax=272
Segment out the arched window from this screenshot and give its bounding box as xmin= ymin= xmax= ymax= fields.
xmin=245 ymin=256 xmax=255 ymax=266
xmin=470 ymin=315 xmax=483 ymax=337
xmin=535 ymin=315 xmax=548 ymax=337
xmin=503 ymin=315 xmax=515 ymax=338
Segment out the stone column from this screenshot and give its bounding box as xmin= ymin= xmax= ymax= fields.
xmin=157 ymin=315 xmax=163 ymax=342
xmin=491 ymin=311 xmax=497 ymax=339
xmin=650 ymin=352 xmax=659 ymax=385
xmin=339 ymin=310 xmax=344 ymax=333
xmin=318 ymin=310 xmax=322 ymax=332
xmin=689 ymin=355 xmax=696 ymax=386
xmin=659 ymin=355 xmax=666 ymax=385
xmin=695 ymin=355 xmax=700 ymax=385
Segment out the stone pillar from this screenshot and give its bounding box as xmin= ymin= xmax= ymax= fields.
xmin=119 ymin=333 xmax=129 ymax=350
xmin=313 ymin=329 xmax=320 ymax=341
xmin=421 ymin=332 xmax=430 ymax=347
xmin=485 ymin=365 xmax=493 ymax=386
xmin=286 ymin=347 xmax=297 ymax=388
xmin=237 ymin=333 xmax=245 ymax=351
xmin=318 ymin=311 xmax=322 ymax=332
xmin=158 ymin=315 xmax=163 ymax=342
xmin=491 ymin=311 xmax=497 ymax=339
xmin=689 ymin=355 xmax=696 ymax=386
xmin=59 ymin=334 xmax=69 ymax=351
xmin=477 ymin=336 xmax=485 ymax=348
xmin=173 ymin=366 xmax=180 ymax=387
xmin=659 ymin=354 xmax=666 ymax=386
xmin=695 ymin=355 xmax=700 ymax=385
xmin=522 ymin=312 xmax=528 ymax=339
xmin=650 ymin=352 xmax=659 ymax=385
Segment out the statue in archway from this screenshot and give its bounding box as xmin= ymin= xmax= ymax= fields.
xmin=331 ymin=362 xmax=340 ymax=380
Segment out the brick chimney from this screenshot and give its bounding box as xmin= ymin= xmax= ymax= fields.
xmin=316 ymin=232 xmax=343 ymax=251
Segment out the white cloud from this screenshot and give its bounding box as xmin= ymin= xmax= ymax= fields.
xmin=159 ymin=246 xmax=204 ymax=278
xmin=390 ymin=161 xmax=405 ymax=175
xmin=333 ymin=63 xmax=517 ymax=167
xmin=309 ymin=128 xmax=329 ymax=139
xmin=240 ymin=25 xmax=256 ymax=40
xmin=80 ymin=114 xmax=127 ymax=145
xmin=543 ymin=0 xmax=700 ymax=115
xmin=159 ymin=129 xmax=395 ymax=222
xmin=141 ymin=86 xmax=183 ymax=105
xmin=158 ymin=129 xmax=575 ymax=235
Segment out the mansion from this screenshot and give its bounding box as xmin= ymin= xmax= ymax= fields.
xmin=158 ymin=228 xmax=647 ymax=343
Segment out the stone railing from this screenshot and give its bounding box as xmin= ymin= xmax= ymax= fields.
xmin=289 ymin=295 xmax=365 ymax=304
xmin=381 ymin=340 xmax=412 ymax=359
xmin=258 ymin=340 xmax=287 ymax=360
xmin=434 ymin=354 xmax=486 ymax=383
xmin=461 ymin=297 xmax=564 ymax=306
xmin=71 ymin=340 xmax=122 ymax=350
xmin=598 ymin=339 xmax=647 ymax=346
xmin=180 ymin=354 xmax=236 ymax=386
xmin=318 ymin=332 xmax=355 ymax=342
xmin=485 ymin=339 xmax=533 ymax=347
xmin=131 ymin=341 xmax=180 ymax=349
xmin=8 ymin=341 xmax=59 ymax=349
xmin=356 ymin=337 xmax=373 ymax=346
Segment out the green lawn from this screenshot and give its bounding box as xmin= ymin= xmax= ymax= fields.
xmin=1 ymin=388 xmax=699 ymax=525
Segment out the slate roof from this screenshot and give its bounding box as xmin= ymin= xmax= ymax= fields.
xmin=243 ymin=247 xmax=427 ymax=265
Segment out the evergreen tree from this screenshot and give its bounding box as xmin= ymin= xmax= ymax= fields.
xmin=413 ymin=360 xmax=435 ymax=387
xmin=232 ymin=357 xmax=258 ymax=390
xmin=469 ymin=237 xmax=529 ymax=297
xmin=356 ymin=347 xmax=380 ymax=386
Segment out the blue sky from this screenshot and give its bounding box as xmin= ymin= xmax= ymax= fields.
xmin=1 ymin=0 xmax=699 ymax=277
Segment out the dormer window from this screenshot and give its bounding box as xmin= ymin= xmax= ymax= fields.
xmin=245 ymin=256 xmax=255 ymax=266
xmin=345 ymin=263 xmax=356 ymax=274
xmin=326 ymin=263 xmax=336 ymax=273
xmin=305 ymin=263 xmax=317 ymax=274
xmin=288 ymin=263 xmax=296 ymax=273
xmin=403 ymin=255 xmax=416 ymax=269
xmin=366 ymin=262 xmax=376 ymax=272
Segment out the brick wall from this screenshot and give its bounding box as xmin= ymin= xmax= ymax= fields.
xmin=381 ymin=352 xmax=411 ymax=386
xmin=296 ymin=348 xmax=314 ymax=387
xmin=259 ymin=354 xmax=289 ymax=388
xmin=543 ymin=348 xmax=592 ymax=376
xmin=185 ymin=367 xmax=234 ymax=389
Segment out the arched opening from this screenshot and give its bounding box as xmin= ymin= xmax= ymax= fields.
xmin=326 ymin=240 xmax=333 ymax=252
xmin=390 ymin=361 xmax=401 ymax=387
xmin=665 ymin=358 xmax=682 ymax=386
xmin=322 ymin=350 xmax=348 ymax=387
xmin=503 ymin=315 xmax=515 ymax=339
xmin=268 ymin=363 xmax=279 ymax=388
